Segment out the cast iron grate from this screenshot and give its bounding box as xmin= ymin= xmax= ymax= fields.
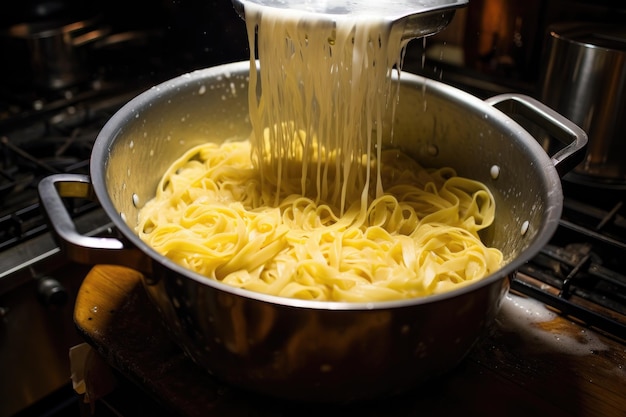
xmin=513 ymin=188 xmax=626 ymax=339
xmin=0 ymin=92 xmax=133 ymax=251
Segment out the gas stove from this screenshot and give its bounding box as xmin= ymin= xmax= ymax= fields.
xmin=3 ymin=80 xmax=625 ymax=416
xmin=0 ymin=3 xmax=249 ymax=416
xmin=513 ymin=181 xmax=626 ymax=337
xmin=0 ymin=52 xmax=168 ymax=417
xmin=1 ymin=2 xmax=626 ymax=417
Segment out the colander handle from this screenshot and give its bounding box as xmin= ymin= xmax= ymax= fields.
xmin=37 ymin=173 xmax=151 ymax=272
xmin=485 ymin=93 xmax=588 ymax=177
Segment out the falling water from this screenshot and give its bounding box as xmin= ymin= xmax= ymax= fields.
xmin=421 ymin=37 xmax=427 ymax=112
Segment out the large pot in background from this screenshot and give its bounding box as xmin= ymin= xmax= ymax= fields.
xmin=38 ymin=61 xmax=586 ymax=402
xmin=5 ymin=18 xmax=108 ymax=90
xmin=540 ymin=22 xmax=626 ymax=187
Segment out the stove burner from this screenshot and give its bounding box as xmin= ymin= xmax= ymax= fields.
xmin=0 ymin=89 xmax=140 ymax=251
xmin=513 ymin=188 xmax=626 ymax=339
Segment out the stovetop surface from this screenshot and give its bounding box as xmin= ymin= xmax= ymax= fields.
xmin=512 ymin=180 xmax=626 ymax=336
xmin=1 ymin=10 xmax=626 ymax=415
xmin=70 ymin=264 xmax=626 ymax=417
xmin=2 ymin=65 xmax=625 ymax=335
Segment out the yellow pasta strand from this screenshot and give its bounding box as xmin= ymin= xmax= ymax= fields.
xmin=136 ymin=141 xmax=503 ymax=302
xmin=130 ymin=6 xmax=505 ymax=303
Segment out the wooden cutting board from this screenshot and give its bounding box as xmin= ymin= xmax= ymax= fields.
xmin=75 ymin=265 xmax=626 ymax=417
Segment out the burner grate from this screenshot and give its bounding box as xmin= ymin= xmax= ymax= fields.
xmin=513 ymin=193 xmax=626 ymax=339
xmin=0 ymin=91 xmax=136 ymax=251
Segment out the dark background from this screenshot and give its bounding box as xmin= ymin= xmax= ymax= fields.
xmin=0 ymin=0 xmax=249 ymax=94
xmin=1 ymin=0 xmax=625 ymax=96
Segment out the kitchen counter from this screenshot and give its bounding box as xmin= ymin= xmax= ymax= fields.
xmin=74 ymin=265 xmax=626 ymax=417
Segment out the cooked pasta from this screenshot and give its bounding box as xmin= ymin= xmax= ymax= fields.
xmin=136 ymin=140 xmax=503 ymax=302
xmin=245 ymin=5 xmax=407 ymax=214
xmin=135 ymin=5 xmax=503 ymax=302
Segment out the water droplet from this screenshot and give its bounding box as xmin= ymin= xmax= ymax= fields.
xmin=520 ymin=220 xmax=530 ymax=236
xmin=490 ymin=165 xmax=500 ymax=179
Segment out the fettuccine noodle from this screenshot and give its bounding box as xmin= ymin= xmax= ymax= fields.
xmin=136 ymin=140 xmax=503 ymax=302
xmin=136 ymin=6 xmax=503 ymax=302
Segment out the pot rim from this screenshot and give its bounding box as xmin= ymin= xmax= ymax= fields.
xmin=91 ymin=60 xmax=562 ymax=311
xmin=548 ymin=22 xmax=626 ymax=54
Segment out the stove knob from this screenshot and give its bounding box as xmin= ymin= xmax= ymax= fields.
xmin=37 ymin=278 xmax=68 ymax=307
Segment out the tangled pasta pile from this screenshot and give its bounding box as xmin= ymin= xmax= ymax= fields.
xmin=136 ymin=140 xmax=503 ymax=302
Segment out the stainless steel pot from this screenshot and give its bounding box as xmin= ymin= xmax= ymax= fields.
xmin=38 ymin=61 xmax=586 ymax=402
xmin=540 ymin=22 xmax=626 ymax=187
xmin=6 ymin=18 xmax=110 ymax=90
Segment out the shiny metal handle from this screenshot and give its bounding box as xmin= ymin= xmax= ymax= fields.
xmin=37 ymin=173 xmax=150 ymax=272
xmin=485 ymin=93 xmax=588 ymax=177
